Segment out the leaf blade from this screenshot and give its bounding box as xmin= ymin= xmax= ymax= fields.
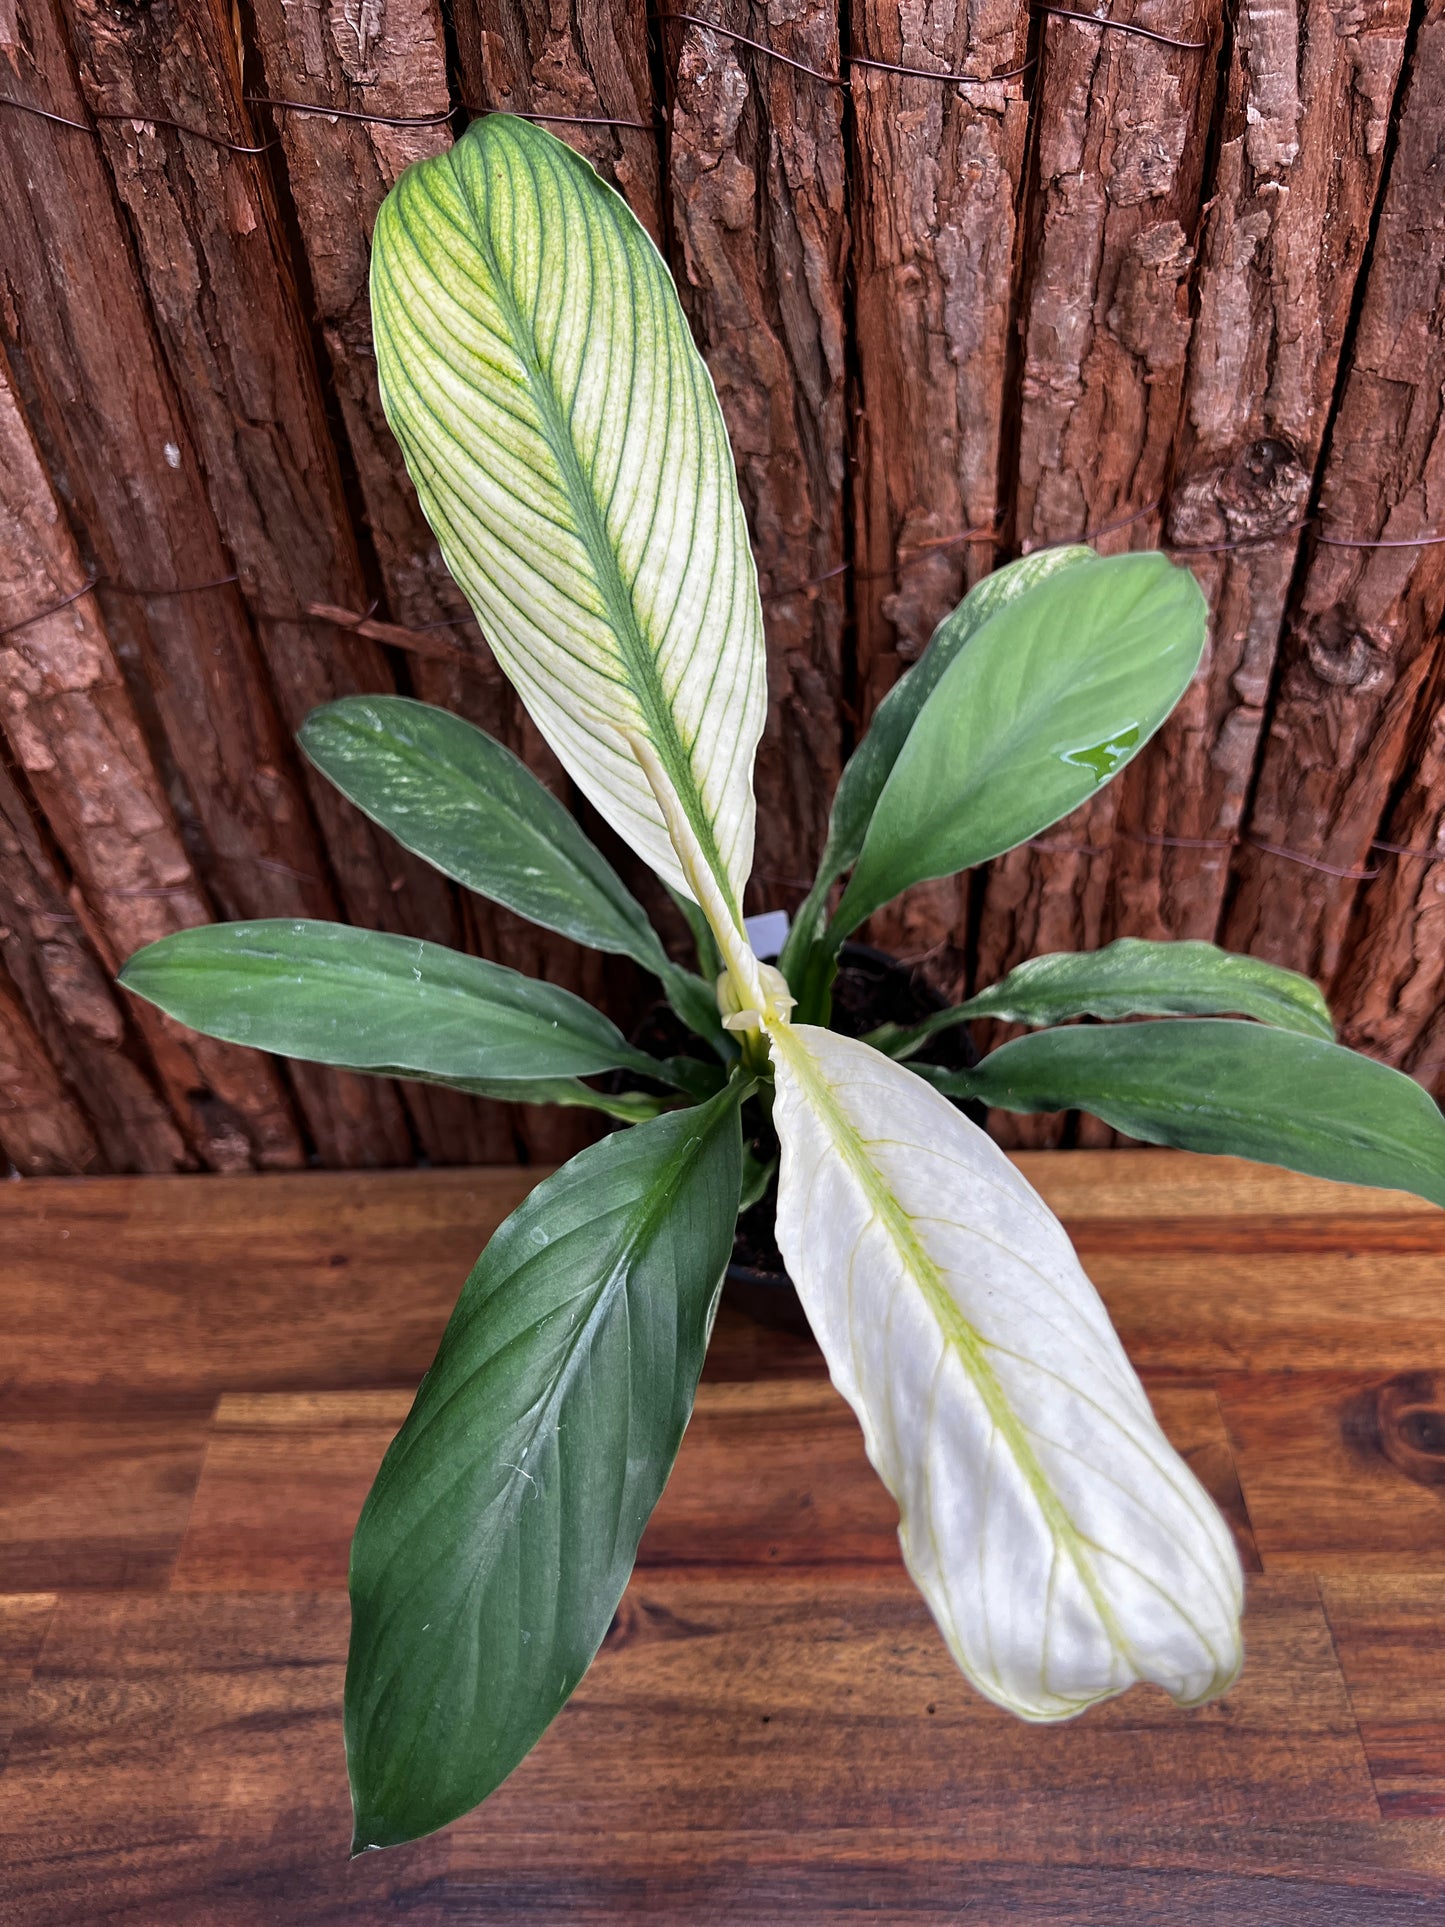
xmin=346 ymin=1083 xmax=744 ymax=1846
xmin=876 ymin=939 xmax=1335 ymax=1057
xmin=119 ymin=920 xmax=654 ymax=1083
xmin=834 ymin=553 xmax=1207 ymax=934
xmin=371 ymin=116 xmax=766 ymax=908
xmin=300 ymin=696 xmax=670 ymax=971
xmin=768 ymin=1025 xmax=1243 ymax=1719
xmin=781 ymin=548 xmax=1094 ymax=981
xmin=927 ymin=1020 xmax=1445 ymax=1207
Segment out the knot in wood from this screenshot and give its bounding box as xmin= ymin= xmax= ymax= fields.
xmin=1341 ymin=1372 xmax=1445 ymax=1490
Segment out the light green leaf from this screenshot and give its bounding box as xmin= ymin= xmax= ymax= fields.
xmin=371 ymin=115 xmax=766 ymax=914
xmin=119 ymin=920 xmax=658 ymax=1083
xmin=768 ymin=1024 xmax=1242 ymax=1719
xmin=782 ymin=548 xmax=1093 ymax=980
xmin=924 ymin=1020 xmax=1445 ymax=1207
xmin=872 ymin=939 xmax=1335 ymax=1058
xmin=832 ymin=553 xmax=1207 ymax=937
xmin=300 ymin=697 xmax=671 ymax=971
xmin=346 ymin=1083 xmax=745 ymax=1846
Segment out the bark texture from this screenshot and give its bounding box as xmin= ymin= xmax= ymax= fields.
xmin=1333 ymin=683 xmax=1445 ymax=1087
xmin=1112 ymin=0 xmax=1411 ymax=943
xmin=1223 ymin=2 xmax=1445 ymax=984
xmin=0 ymin=0 xmax=411 ymax=1167
xmin=976 ymin=0 xmax=1224 ymax=1144
xmin=244 ymin=0 xmax=620 ymax=1161
xmin=449 ymin=0 xmax=663 ymax=242
xmin=847 ymin=0 xmax=1030 ymax=987
xmin=664 ymin=1 xmax=849 ymax=909
xmin=59 ymin=0 xmax=499 ymax=1162
xmin=0 ymin=349 xmax=302 ymax=1171
xmin=0 ymin=964 xmax=101 ymax=1176
xmin=0 ymin=756 xmax=187 ymax=1174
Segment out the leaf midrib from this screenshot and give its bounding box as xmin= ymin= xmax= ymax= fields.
xmin=775 ymin=1028 xmax=1139 ymax=1689
xmin=458 ymin=143 xmax=741 ymax=925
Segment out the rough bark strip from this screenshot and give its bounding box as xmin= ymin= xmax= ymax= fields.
xmin=60 ymin=0 xmax=504 ymax=1163
xmin=976 ymin=0 xmax=1224 ymax=1145
xmin=663 ymin=1 xmax=849 ymax=911
xmin=0 ymin=754 xmax=188 ymax=1174
xmin=1222 ymin=1 xmax=1445 ymax=986
xmin=0 ymin=963 xmax=101 ymax=1176
xmin=0 ymin=349 xmax=302 ymax=1172
xmin=847 ymin=0 xmax=1030 ymax=987
xmin=244 ymin=0 xmax=620 ymax=1163
xmin=0 ymin=0 xmax=411 ymax=1168
xmin=1111 ymin=0 xmax=1411 ymax=944
xmin=1332 ymin=679 xmax=1445 ymax=1084
xmin=448 ymin=0 xmax=664 ymax=244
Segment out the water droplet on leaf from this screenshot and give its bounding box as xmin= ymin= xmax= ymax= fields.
xmin=1060 ymin=724 xmax=1141 ymax=782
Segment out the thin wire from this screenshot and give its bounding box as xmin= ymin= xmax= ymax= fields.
xmin=0 ymin=578 xmax=98 ymax=640
xmin=1319 ymin=529 xmax=1445 ymax=550
xmin=244 ymin=92 xmax=453 ymax=130
xmin=1033 ymin=6 xmax=1209 ymax=52
xmin=656 ymin=12 xmax=1032 ymax=88
xmin=1242 ymin=834 xmax=1380 ymax=882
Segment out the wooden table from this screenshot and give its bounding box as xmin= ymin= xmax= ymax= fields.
xmin=3 ymin=1153 xmax=1444 ymax=1923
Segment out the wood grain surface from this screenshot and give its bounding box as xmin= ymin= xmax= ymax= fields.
xmin=2 ymin=1150 xmax=1442 ymax=1920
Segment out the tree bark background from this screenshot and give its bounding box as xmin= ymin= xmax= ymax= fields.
xmin=1 ymin=0 xmax=1442 ymax=1170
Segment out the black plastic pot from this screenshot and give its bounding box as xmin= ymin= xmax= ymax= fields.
xmin=724 ymin=942 xmax=985 ymax=1334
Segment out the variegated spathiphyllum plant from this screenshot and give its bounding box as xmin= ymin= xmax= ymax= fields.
xmin=120 ymin=117 xmax=1445 ymax=1849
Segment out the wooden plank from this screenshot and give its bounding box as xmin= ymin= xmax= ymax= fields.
xmin=0 ymin=761 xmax=188 ymax=1174
xmin=663 ymin=3 xmax=849 ymax=909
xmin=0 ymin=345 xmax=304 ymax=1174
xmin=973 ymin=0 xmax=1225 ymax=1129
xmin=1223 ymin=1 xmax=1445 ymax=986
xmin=0 ymin=1578 xmax=1378 ymax=1922
xmin=1112 ymin=0 xmax=1411 ymax=944
xmin=0 ymin=1592 xmax=446 ymax=1926
xmin=0 ymin=0 xmax=407 ymax=1170
xmin=443 ymin=1823 xmax=1445 ymax=1925
xmin=1325 ymin=1575 xmax=1445 ymax=1815
xmin=1220 ymin=1372 xmax=1445 ymax=1571
xmin=0 ymin=1595 xmax=55 ymax=1767
xmin=59 ymin=0 xmax=499 ymax=1165
xmin=443 ymin=1573 xmax=1372 ymax=1836
xmin=848 ymin=2 xmax=1030 ymax=988
xmin=169 ymin=1377 xmax=1257 ymax=1594
xmin=5 ymin=1153 xmax=1441 ymax=1402
xmin=0 ymin=1166 xmax=536 ymax=1407
xmin=0 ymin=1419 xmax=210 ymax=1591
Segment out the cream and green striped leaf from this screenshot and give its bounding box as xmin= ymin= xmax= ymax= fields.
xmin=370 ymin=115 xmax=766 ymax=915
xmin=768 ymin=1025 xmax=1244 ymax=1719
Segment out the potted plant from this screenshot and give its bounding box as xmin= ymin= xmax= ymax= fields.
xmin=120 ymin=116 xmax=1445 ymax=1850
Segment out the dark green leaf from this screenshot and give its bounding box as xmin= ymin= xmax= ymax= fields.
xmin=301 ymin=697 xmax=669 ymax=969
xmin=120 ymin=920 xmax=657 ymax=1082
xmin=872 ymin=939 xmax=1335 ymax=1057
xmin=372 ymin=1067 xmax=674 ymax=1124
xmin=780 ymin=548 xmax=1093 ymax=981
xmin=924 ymin=1020 xmax=1445 ymax=1207
xmin=832 ymin=553 xmax=1207 ymax=937
xmin=346 ymin=1083 xmax=745 ymax=1847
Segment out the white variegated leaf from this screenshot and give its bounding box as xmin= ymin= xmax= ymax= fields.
xmin=768 ymin=1024 xmax=1244 ymax=1720
xmin=370 ymin=115 xmax=766 ymax=912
